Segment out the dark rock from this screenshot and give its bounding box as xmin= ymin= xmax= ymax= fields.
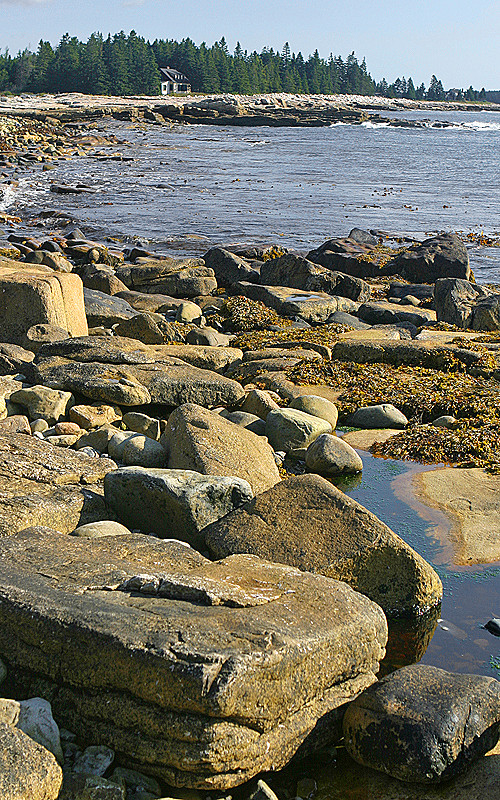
xmin=114 ymin=312 xmax=184 ymax=344
xmin=384 ymin=233 xmax=470 ymax=283
xmin=0 ymin=527 xmax=387 ymax=789
xmin=434 ymin=278 xmax=491 ymax=328
xmin=203 ymin=247 xmax=260 ymax=287
xmin=389 ymin=282 xmax=435 ymax=301
xmin=306 ymin=238 xmax=380 ymax=278
xmin=343 ymin=665 xmax=500 ymax=783
xmin=357 ymin=300 xmax=435 ymax=327
xmin=0 ymin=342 xmax=34 ymax=375
xmin=83 ymin=288 xmax=137 ymax=328
xmin=326 ymin=311 xmax=371 ymax=329
xmin=204 ymin=474 xmax=442 ymax=615
xmin=472 ymin=293 xmax=500 ymax=331
xmin=259 ymin=254 xmax=371 ymax=301
xmin=348 ymin=228 xmax=378 ymax=246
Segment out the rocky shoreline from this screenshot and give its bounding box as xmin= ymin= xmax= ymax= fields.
xmin=0 ymin=114 xmax=499 ymax=800
xmin=1 ymin=91 xmax=499 ymax=128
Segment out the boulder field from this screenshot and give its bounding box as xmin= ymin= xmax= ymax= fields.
xmin=0 ymin=217 xmax=499 ymax=796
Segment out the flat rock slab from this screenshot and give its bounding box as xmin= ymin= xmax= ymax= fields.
xmin=0 ymin=432 xmax=116 ymax=536
xmin=341 ymin=429 xmax=402 ymax=450
xmin=0 ymin=528 xmax=387 ymax=789
xmin=205 ymin=474 xmax=442 ymax=615
xmin=231 ymin=282 xmax=358 ymax=323
xmin=0 ymin=722 xmax=63 ymax=800
xmin=414 ymin=467 xmax=500 ymax=564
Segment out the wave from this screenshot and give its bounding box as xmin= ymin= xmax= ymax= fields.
xmin=360 ymin=121 xmax=392 ymax=129
xmin=0 ymin=183 xmax=16 ymax=212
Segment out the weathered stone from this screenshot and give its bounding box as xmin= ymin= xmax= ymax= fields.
xmin=59 ymin=773 xmax=125 ymax=800
xmin=265 ymin=408 xmax=332 ymax=452
xmin=0 ymin=414 xmax=31 ymax=434
xmin=70 ymin=404 xmax=122 ymax=430
xmin=175 ymin=301 xmax=203 ymax=323
xmin=305 ymin=433 xmax=363 ymax=475
xmin=122 ymin=412 xmax=160 ymax=440
xmin=306 ymin=237 xmax=379 ymax=278
xmin=357 ymin=300 xmax=436 ymax=327
xmin=73 ymin=745 xmax=115 ymax=776
xmin=472 ymin=293 xmax=500 ymax=331
xmin=343 ymin=665 xmax=500 ymax=783
xmin=17 ymin=697 xmax=63 ymax=764
xmin=203 ymin=247 xmax=259 ymax=287
xmin=110 ymin=766 xmax=161 ymax=796
xmin=75 ymin=425 xmax=118 ymax=454
xmin=348 ymin=404 xmax=408 ymax=429
xmin=220 ymin=409 xmax=266 ymax=436
xmin=114 ymin=313 xmax=184 ymax=344
xmin=185 ymin=326 xmax=232 ymax=347
xmin=82 ymin=269 xmax=129 ymax=296
xmin=33 ymin=356 xmax=244 ymax=409
xmin=54 ymin=421 xmax=82 ymax=436
xmin=0 ymin=342 xmax=35 ymax=375
xmin=0 ymin=527 xmax=387 ymax=789
xmin=384 ymin=233 xmax=470 ymax=283
xmin=23 ymin=323 xmax=69 ymax=354
xmin=161 ymin=404 xmax=280 ymax=495
xmin=84 ymin=288 xmax=137 ymax=328
xmin=105 ymin=467 xmax=253 ymax=547
xmin=152 ymin=344 xmax=243 ymax=372
xmin=114 ymin=289 xmax=184 ymax=313
xmin=121 ymin=434 xmax=167 ymax=468
xmin=41 ymin=252 xmax=73 ymax=272
xmin=260 ymin=254 xmax=371 ymax=301
xmin=131 ymin=264 xmax=217 ymax=298
xmin=205 ymin=474 xmax=443 ymax=615
xmin=434 ymin=278 xmax=491 ymax=328
xmin=10 ymin=385 xmax=73 ymax=424
xmin=290 ymin=395 xmax=339 ymax=429
xmin=0 ymin=263 xmax=88 ymax=345
xmin=0 ymin=697 xmax=20 ymax=725
xmin=0 ymin=432 xmax=116 ymax=536
xmin=71 ymin=521 xmax=132 ymax=538
xmin=241 ymin=388 xmax=280 ymax=420
xmin=0 ymin=722 xmax=62 ymax=800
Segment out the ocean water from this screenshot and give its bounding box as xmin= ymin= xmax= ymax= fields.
xmin=4 ymin=107 xmax=500 ymax=282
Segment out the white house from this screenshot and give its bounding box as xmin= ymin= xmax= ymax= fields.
xmin=160 ymin=67 xmax=191 ymax=95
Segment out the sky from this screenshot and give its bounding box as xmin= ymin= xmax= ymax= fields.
xmin=0 ymin=0 xmax=498 ymax=89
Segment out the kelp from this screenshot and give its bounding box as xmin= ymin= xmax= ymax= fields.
xmin=232 ymin=322 xmax=353 ymax=350
xmin=210 ymin=296 xmax=291 ymax=332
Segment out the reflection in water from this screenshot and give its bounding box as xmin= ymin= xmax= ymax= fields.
xmin=380 ymin=606 xmax=440 ymax=676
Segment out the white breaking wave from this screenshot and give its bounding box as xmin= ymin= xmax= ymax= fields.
xmin=0 ymin=183 xmax=16 ymax=212
xmin=361 ymin=121 xmax=392 ymax=129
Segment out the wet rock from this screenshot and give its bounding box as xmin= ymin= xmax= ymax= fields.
xmin=484 ymin=619 xmax=500 ymax=636
xmin=0 ymin=527 xmax=387 ymax=789
xmin=265 ymin=408 xmax=332 ymax=452
xmin=305 ymin=433 xmax=363 ymax=475
xmin=348 ymin=404 xmax=408 ymax=429
xmin=83 ymin=288 xmax=137 ymax=327
xmin=17 ymin=697 xmax=63 ymax=764
xmin=10 ymin=384 xmax=73 ymax=424
xmin=203 ymin=247 xmax=259 ymax=287
xmin=472 ymin=293 xmax=500 ymax=331
xmin=105 ymin=467 xmax=253 ymax=547
xmin=343 ymin=665 xmax=500 ymax=783
xmin=290 ymin=395 xmax=339 ymax=429
xmin=0 ymin=722 xmax=62 ymax=800
xmin=384 ymin=233 xmax=471 ymax=282
xmin=161 ymin=403 xmax=280 ymax=495
xmin=205 ymin=474 xmax=443 ymax=615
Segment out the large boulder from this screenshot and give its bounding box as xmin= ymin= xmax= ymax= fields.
xmin=116 ymin=259 xmax=217 ymax=298
xmin=259 ymin=254 xmax=371 ymax=301
xmin=305 ymin=433 xmax=363 ymax=475
xmin=265 ymin=408 xmax=332 ymax=452
xmin=204 ymin=474 xmax=443 ymax=615
xmin=0 ymin=723 xmax=62 ymax=800
xmin=357 ymin=300 xmax=436 ymax=327
xmin=83 ymin=288 xmax=137 ymax=327
xmin=160 ymin=403 xmax=280 ymax=495
xmin=434 ymin=278 xmax=491 ymax=328
xmin=472 ymin=293 xmax=500 ymax=331
xmin=203 ymin=247 xmax=260 ymax=287
xmin=343 ymin=665 xmax=500 ymax=783
xmin=0 ymin=527 xmax=388 ymax=789
xmin=114 ymin=312 xmax=184 ymax=344
xmin=105 ymin=467 xmax=254 ymax=548
xmin=0 ymin=263 xmax=88 ymax=345
xmin=0 ymin=432 xmax=116 ymax=537
xmin=306 ymin=237 xmax=380 ymax=278
xmin=384 ymin=233 xmax=470 ymax=283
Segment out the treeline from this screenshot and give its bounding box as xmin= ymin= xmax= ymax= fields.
xmin=0 ymin=31 xmax=489 ymax=100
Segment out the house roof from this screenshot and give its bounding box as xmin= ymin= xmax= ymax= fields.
xmin=160 ymin=67 xmax=190 ymax=84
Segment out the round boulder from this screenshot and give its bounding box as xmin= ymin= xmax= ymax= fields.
xmin=348 ymin=403 xmax=408 ymax=429
xmin=265 ymin=408 xmax=332 ymax=452
xmin=290 ymin=394 xmax=339 ymax=429
xmin=306 ymin=433 xmax=363 ymax=476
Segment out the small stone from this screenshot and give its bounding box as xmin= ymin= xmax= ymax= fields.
xmin=70 ymin=403 xmax=121 ymax=430
xmin=10 ymin=385 xmax=73 ymax=424
xmin=241 ymin=389 xmax=280 ymax=420
xmin=75 ymin=424 xmax=118 ymax=454
xmin=122 ymin=411 xmax=160 ymax=440
xmin=296 ymin=778 xmax=317 ymax=799
xmin=54 ymin=421 xmax=82 ymax=436
xmin=73 ymin=744 xmax=115 ymax=776
xmin=250 ymin=779 xmax=280 ymax=800
xmin=220 ymin=410 xmax=266 ymax=436
xmin=175 ymin=301 xmax=203 ymax=323
xmin=45 ymin=434 xmax=80 ymax=448
xmin=77 ymin=446 xmax=100 ymax=458
xmin=305 ymin=433 xmax=363 ymax=475
xmin=30 ymin=418 xmax=50 ymax=434
xmin=110 ymin=767 xmax=162 ymax=796
xmin=290 ymin=395 xmax=338 ymax=430
xmin=265 ymin=408 xmax=332 ymax=452
xmin=17 ymin=697 xmax=63 ymax=764
xmin=432 ymin=415 xmax=457 ymax=428
xmin=122 ymin=434 xmax=167 ymax=468
xmin=0 ymin=698 xmax=20 ymax=726
xmin=348 ymin=403 xmax=408 ymax=429
xmin=0 ymin=414 xmax=31 ymax=434
xmin=71 ymin=521 xmax=132 ymax=538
